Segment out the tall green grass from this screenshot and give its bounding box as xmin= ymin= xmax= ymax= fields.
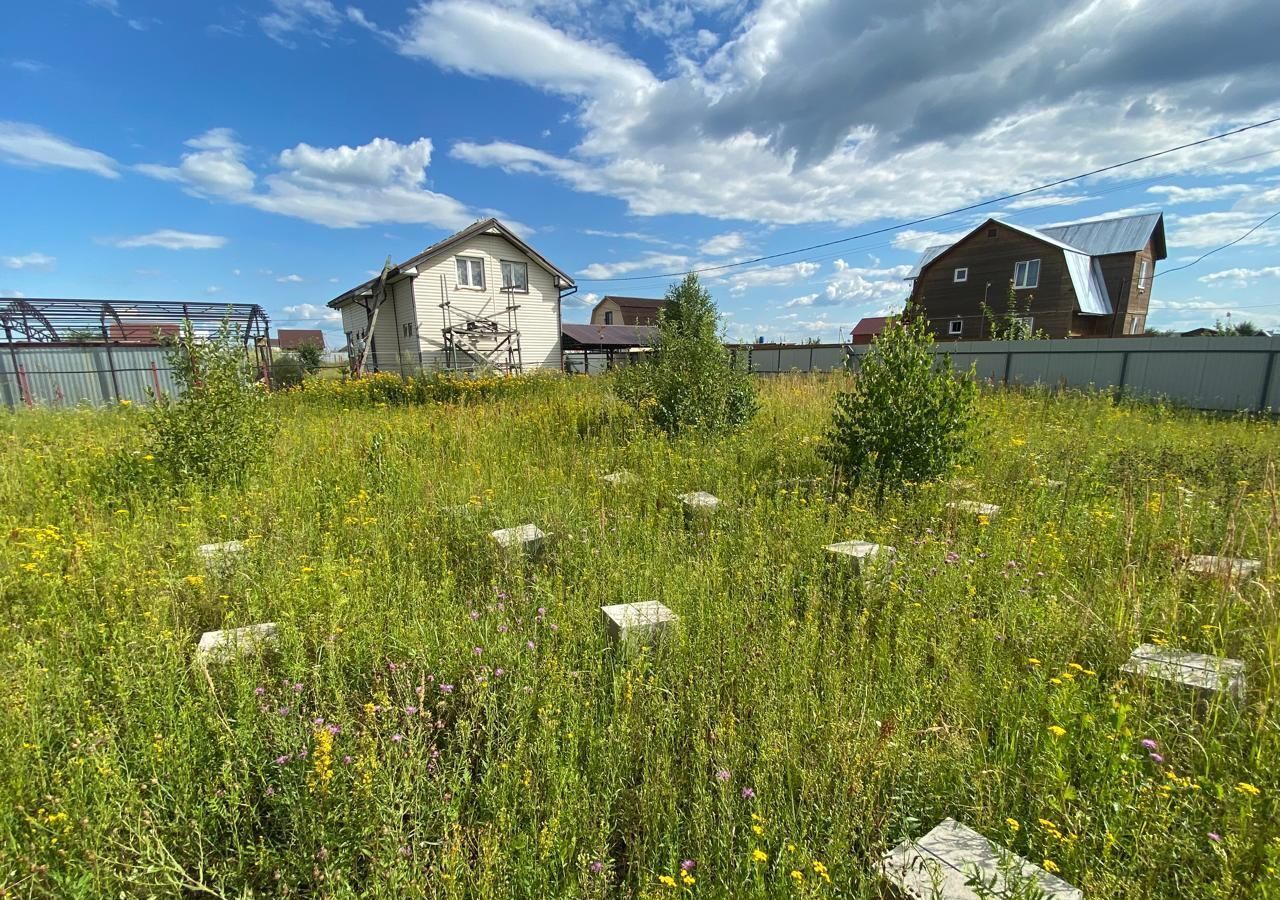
xmin=1 ymin=376 xmax=1277 ymax=897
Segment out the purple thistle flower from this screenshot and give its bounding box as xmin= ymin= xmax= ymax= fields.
xmin=549 ymin=623 xmax=559 ymax=632
xmin=1149 ymin=752 xmax=1165 ymax=763
xmin=254 ymin=686 xmax=265 ymax=696
xmin=326 ymin=723 xmax=340 ymax=735
xmin=292 ymin=682 xmax=304 ymax=692
xmin=589 ymin=860 xmax=604 ymax=875
xmin=681 ymin=859 xmax=696 ymax=872
xmin=494 ymin=667 xmax=505 ymax=677
xmin=537 ymin=606 xmax=547 ymax=617
xmin=405 ymin=705 xmax=418 ymax=715
xmin=1209 ymin=832 xmax=1222 ymax=843
xmin=473 ymin=646 xmax=483 ymax=656
xmin=398 ymin=845 xmax=411 ymax=858
xmin=342 ymin=755 xmax=353 ymax=765
xmin=526 ymin=640 xmax=535 ymax=650
xmin=313 ymin=716 xmax=325 ymax=726
xmin=439 ymin=684 xmax=454 ymax=694
xmin=275 ymin=754 xmax=290 ymax=765
xmin=1141 ymin=738 xmax=1158 ymax=751
xmin=277 ymin=706 xmax=291 ymax=716
xmin=498 ymin=624 xmax=509 ymax=634
xmin=716 ymin=769 xmax=731 ymax=782
xmin=416 ymin=685 xmax=425 ymax=698
xmin=298 ymin=748 xmax=308 ymax=758
xmin=741 ymin=786 xmax=756 ymax=799
xmin=469 ymin=610 xmax=480 ymax=620
xmin=391 ymin=733 xmax=404 ymax=743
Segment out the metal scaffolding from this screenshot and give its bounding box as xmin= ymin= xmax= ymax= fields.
xmin=439 ymin=276 xmax=523 ymax=375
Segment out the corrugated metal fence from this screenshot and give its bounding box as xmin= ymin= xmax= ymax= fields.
xmin=846 ymin=335 xmax=1280 ymax=413
xmin=1 ymin=344 xmax=181 ymax=409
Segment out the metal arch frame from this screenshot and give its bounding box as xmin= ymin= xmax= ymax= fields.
xmin=0 ymin=299 xmax=61 ymax=343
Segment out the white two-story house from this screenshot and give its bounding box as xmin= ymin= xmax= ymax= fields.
xmin=327 ymin=218 xmax=577 ymax=373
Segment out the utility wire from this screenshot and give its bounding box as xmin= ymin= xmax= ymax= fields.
xmin=577 ymin=115 xmax=1280 ymax=283
xmin=1154 ymin=207 xmax=1280 ymax=278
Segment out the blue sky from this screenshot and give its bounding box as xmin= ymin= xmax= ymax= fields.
xmin=3 ymin=0 xmax=1279 ymax=346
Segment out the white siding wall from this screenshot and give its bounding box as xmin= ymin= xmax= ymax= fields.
xmin=337 ymin=279 xmax=421 ymax=372
xmin=409 ymin=232 xmax=563 ymax=371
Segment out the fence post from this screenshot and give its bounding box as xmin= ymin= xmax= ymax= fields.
xmin=1259 ymin=348 xmax=1277 ymax=413
xmin=1115 ymin=349 xmax=1130 ymax=401
xmin=150 ymin=361 xmax=163 ymax=401
xmin=1003 ymin=348 xmax=1013 ymax=385
xmin=17 ymin=363 xmax=33 ymax=407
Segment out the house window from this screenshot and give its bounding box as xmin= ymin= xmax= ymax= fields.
xmin=402 ymin=322 xmax=414 ymax=338
xmin=456 ymin=256 xmax=485 ymax=289
xmin=949 ymin=319 xmax=963 ymax=336
xmin=954 ymin=267 xmax=968 ymax=283
xmin=501 ymin=260 xmax=528 ymax=293
xmin=1137 ymin=259 xmax=1149 ymax=292
xmin=1013 ymin=316 xmax=1034 ymax=333
xmin=604 ymin=311 xmax=614 ymax=325
xmin=1013 ymin=259 xmax=1040 ymax=289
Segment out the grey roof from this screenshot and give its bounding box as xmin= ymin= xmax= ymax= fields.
xmin=905 ymin=245 xmax=951 ymax=279
xmin=562 ymin=323 xmax=657 ymax=348
xmin=1040 ymin=213 xmax=1166 ymax=259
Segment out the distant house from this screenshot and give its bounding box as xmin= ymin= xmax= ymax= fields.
xmin=850 ymin=316 xmax=890 ymax=345
xmin=906 ymin=212 xmax=1167 ymax=340
xmin=589 ymin=296 xmax=667 ymax=326
xmin=327 ymin=218 xmax=576 ymax=373
xmin=107 ymin=322 xmax=181 ymax=343
xmin=270 ymin=328 xmax=325 ymax=352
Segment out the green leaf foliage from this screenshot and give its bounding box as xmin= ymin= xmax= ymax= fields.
xmin=614 ymin=274 xmax=758 ymax=433
xmin=824 ymin=311 xmax=977 ymax=503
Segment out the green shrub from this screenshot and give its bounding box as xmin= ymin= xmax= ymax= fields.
xmin=143 ymin=320 xmax=273 ymax=486
xmin=295 ymin=340 xmax=324 ymax=373
xmin=614 ymin=274 xmax=757 ymax=433
xmin=270 ymin=353 xmax=307 ymax=389
xmin=824 ymin=310 xmax=977 ymax=503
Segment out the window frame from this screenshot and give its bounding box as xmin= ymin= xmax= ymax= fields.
xmin=948 ymin=318 xmax=964 ymax=336
xmin=500 ymin=259 xmax=529 ymax=293
xmin=953 ymin=267 xmax=968 ymax=283
xmin=1137 ymin=259 xmax=1148 ymax=292
xmin=1013 ymin=258 xmax=1040 ymax=290
xmin=604 ymin=310 xmax=614 ymax=325
xmin=1012 ymin=315 xmax=1034 ymax=333
xmin=455 ymin=256 xmax=485 ymax=290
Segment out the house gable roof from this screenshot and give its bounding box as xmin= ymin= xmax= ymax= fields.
xmin=851 ymin=316 xmax=890 ymax=337
xmin=912 ymin=217 xmax=1116 ymax=316
xmin=592 ymin=295 xmax=668 ymax=324
xmin=327 ymin=218 xmax=575 ymax=309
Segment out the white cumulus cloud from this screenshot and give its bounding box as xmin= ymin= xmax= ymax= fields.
xmin=1 ymin=252 xmax=56 ymax=271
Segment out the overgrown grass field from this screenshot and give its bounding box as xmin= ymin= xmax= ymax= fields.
xmin=2 ymin=375 xmax=1278 ymax=897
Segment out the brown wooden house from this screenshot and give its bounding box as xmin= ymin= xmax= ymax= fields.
xmin=906 ymin=212 xmax=1166 ymax=340
xmin=589 ymin=296 xmax=667 ymax=326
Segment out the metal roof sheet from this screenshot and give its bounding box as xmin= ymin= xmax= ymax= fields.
xmin=1039 ymin=213 xmax=1165 ymax=258
xmin=561 ymin=323 xmax=657 ymax=348
xmin=906 ymin=245 xmax=951 ymax=278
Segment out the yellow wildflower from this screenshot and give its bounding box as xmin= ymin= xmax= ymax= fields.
xmin=790 ymin=870 xmax=804 ymax=882
xmin=1006 ymin=817 xmax=1021 ymax=832
xmin=1043 ymin=859 xmax=1060 ymax=874
xmin=1048 ymin=725 xmax=1067 ymax=738
xmin=1236 ymin=782 xmax=1261 ymax=797
xmin=657 ymin=874 xmax=677 ymax=888
xmin=752 ymin=849 xmax=768 ymax=863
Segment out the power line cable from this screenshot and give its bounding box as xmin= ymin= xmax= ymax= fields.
xmin=578 ymin=115 xmax=1280 ymax=283
xmin=1154 ymin=207 xmax=1280 ymax=278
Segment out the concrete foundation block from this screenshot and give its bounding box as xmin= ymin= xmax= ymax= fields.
xmin=825 ymin=540 xmax=896 ymax=567
xmin=196 ymin=622 xmax=279 ymax=665
xmin=947 ymin=501 xmax=1001 ymax=519
xmin=1122 ymin=644 xmax=1245 ymax=699
xmin=881 ymin=818 xmax=1081 ymax=900
xmin=1187 ymin=555 xmax=1262 ymax=580
xmin=197 ymin=540 xmax=245 ymax=573
xmin=491 ymin=523 xmax=547 ymax=553
xmin=678 ymin=491 xmax=720 ymax=515
xmin=601 ymin=601 xmax=677 ymax=643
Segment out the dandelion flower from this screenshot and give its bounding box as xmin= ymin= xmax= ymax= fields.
xmin=1048 ymin=725 xmax=1067 ymax=738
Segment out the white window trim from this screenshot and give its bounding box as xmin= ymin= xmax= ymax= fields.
xmin=953 ymin=267 xmax=968 ymax=283
xmin=500 ymin=259 xmax=529 ymax=293
xmin=456 ymin=255 xmax=485 ymax=290
xmin=1137 ymin=259 xmax=1148 ymax=292
xmin=949 ymin=319 xmax=963 ymax=335
xmin=1013 ymin=315 xmax=1034 ymax=332
xmin=1013 ymin=259 xmax=1040 ymax=290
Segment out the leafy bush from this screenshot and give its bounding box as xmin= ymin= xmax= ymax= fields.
xmin=143 ymin=320 xmax=272 ymax=486
xmin=270 ymin=353 xmax=307 ymax=389
xmin=288 ymin=370 xmax=560 ymax=407
xmin=824 ymin=310 xmax=977 ymax=503
xmin=295 ymin=340 xmax=324 ymax=372
xmin=614 ymin=274 xmax=757 ymax=433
